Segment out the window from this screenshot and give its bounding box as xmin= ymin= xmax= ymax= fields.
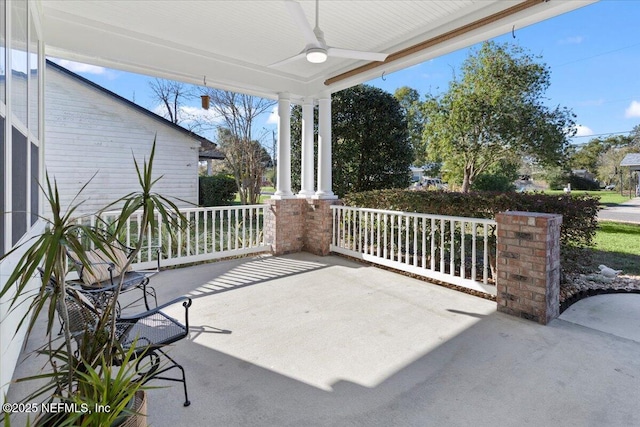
xmin=28 ymin=14 xmax=38 ymax=138
xmin=11 ymin=127 xmax=27 ymax=245
xmin=0 ymin=0 xmax=6 ymax=105
xmin=0 ymin=115 xmax=4 ymax=255
xmin=11 ymin=0 xmax=27 ymax=126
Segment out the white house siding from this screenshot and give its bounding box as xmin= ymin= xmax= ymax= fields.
xmin=44 ymin=64 xmax=200 ymax=215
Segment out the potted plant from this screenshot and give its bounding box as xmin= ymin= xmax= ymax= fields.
xmin=0 ymin=139 xmax=187 ymax=426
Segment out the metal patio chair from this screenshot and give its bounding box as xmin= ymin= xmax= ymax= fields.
xmin=68 ymin=235 xmax=160 ymax=312
xmin=57 ymin=286 xmax=193 ymax=406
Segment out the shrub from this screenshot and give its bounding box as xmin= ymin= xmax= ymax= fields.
xmin=471 ymin=173 xmax=516 ymax=192
xmin=199 ymin=174 xmax=237 ymax=206
xmin=569 ymin=174 xmax=600 ymax=191
xmin=342 ymin=189 xmax=600 ymax=273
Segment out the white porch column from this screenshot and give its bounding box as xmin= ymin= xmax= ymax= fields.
xmin=315 ymin=92 xmax=337 ymax=199
xmin=298 ymin=97 xmax=315 ymax=198
xmin=274 ymin=93 xmax=293 ymax=198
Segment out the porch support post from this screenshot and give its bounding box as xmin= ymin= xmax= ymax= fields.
xmin=315 ymin=92 xmax=337 ymax=199
xmin=274 ymin=92 xmax=293 ymax=199
xmin=298 ymin=97 xmax=315 ymax=198
xmin=495 ymin=211 xmax=562 ymax=325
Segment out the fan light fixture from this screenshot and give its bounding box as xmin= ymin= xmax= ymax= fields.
xmin=269 ymin=0 xmax=388 ymax=68
xmin=306 ymin=47 xmax=327 ymax=63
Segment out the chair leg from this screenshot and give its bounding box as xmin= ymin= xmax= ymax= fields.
xmin=140 ymin=278 xmax=157 ymax=310
xmin=141 ymin=348 xmax=190 ymax=407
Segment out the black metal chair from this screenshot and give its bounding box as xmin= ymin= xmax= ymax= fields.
xmin=68 ymin=237 xmax=160 ymax=312
xmin=58 ymin=287 xmax=193 ymax=406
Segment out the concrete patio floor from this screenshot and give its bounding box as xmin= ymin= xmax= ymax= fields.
xmin=6 ymin=253 xmax=640 ymax=426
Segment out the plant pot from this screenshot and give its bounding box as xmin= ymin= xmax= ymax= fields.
xmin=113 ymin=390 xmax=148 ymax=427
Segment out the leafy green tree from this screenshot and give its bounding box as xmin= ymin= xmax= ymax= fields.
xmin=630 ymin=124 xmax=640 ymax=145
xmin=596 ymin=133 xmax=640 ymax=187
xmin=394 ymin=86 xmax=422 ymax=164
xmin=291 ymin=85 xmax=412 ymax=197
xmin=422 ymin=41 xmax=576 ymax=192
xmin=570 ymin=134 xmax=633 ymax=173
xmin=471 ymin=158 xmax=519 ymax=192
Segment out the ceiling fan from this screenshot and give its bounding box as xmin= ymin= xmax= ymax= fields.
xmin=269 ymin=0 xmax=389 ymax=67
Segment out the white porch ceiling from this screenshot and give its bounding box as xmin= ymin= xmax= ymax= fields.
xmin=40 ymin=0 xmax=596 ymax=101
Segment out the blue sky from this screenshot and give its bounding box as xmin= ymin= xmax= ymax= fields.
xmin=53 ymin=1 xmax=640 ymax=146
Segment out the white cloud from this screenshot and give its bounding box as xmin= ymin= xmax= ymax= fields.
xmin=266 ymin=105 xmax=279 ymax=125
xmin=577 ymin=99 xmax=605 ymax=107
xmin=624 ymin=100 xmax=640 ymax=118
xmin=153 ymin=103 xmax=223 ymax=126
xmin=558 ymin=36 xmax=584 ymax=45
xmin=51 ymin=58 xmax=107 ymax=75
xmin=575 ymin=125 xmax=594 ymax=137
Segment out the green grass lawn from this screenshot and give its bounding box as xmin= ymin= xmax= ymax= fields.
xmin=232 ymin=186 xmax=276 ymax=204
xmin=591 ymin=221 xmax=640 ymax=275
xmin=544 ymin=190 xmax=633 ymax=207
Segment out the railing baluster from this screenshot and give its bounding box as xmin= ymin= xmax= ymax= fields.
xmin=195 ymin=210 xmax=200 ymax=255
xmin=483 ymin=223 xmax=489 ymax=285
xmin=235 ymin=208 xmax=240 ymax=250
xmin=404 ymin=216 xmax=410 ymax=265
xmin=460 ymin=221 xmax=465 ymax=278
xmin=376 ymin=212 xmax=381 ymax=258
xmin=430 ymin=217 xmax=435 ymax=270
xmin=421 ymin=217 xmax=426 ymax=269
xmin=471 ymin=222 xmax=477 ymax=282
xmin=397 ymin=214 xmax=403 ymax=263
xmin=439 ymin=219 xmax=445 ymax=272
xmin=249 ymin=208 xmax=255 ymax=248
xmin=450 ymin=219 xmax=455 ymax=276
xmin=383 ymin=213 xmax=388 ymax=259
xmin=413 ymin=216 xmax=418 ymax=267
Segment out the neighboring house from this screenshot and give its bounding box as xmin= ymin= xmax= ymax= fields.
xmin=199 ymin=140 xmax=226 ymax=176
xmin=620 ymin=153 xmax=640 ymax=196
xmin=45 ymin=60 xmax=223 ymax=214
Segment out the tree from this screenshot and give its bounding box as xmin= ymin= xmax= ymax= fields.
xmin=291 ymin=85 xmax=412 ymax=197
xmin=570 ymin=134 xmax=632 ymax=173
xmin=148 ymin=78 xmax=193 ymax=125
xmin=422 ymin=41 xmax=576 ymax=192
xmin=394 ymin=86 xmax=422 ymax=164
xmin=199 ymin=90 xmax=276 ymax=205
xmin=596 ymin=133 xmax=640 ymax=187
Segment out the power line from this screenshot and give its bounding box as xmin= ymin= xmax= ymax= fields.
xmin=573 ymin=130 xmax=633 ymax=139
xmin=557 ymin=41 xmax=640 ymax=68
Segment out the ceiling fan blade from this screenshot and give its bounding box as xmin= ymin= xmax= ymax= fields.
xmin=268 ymin=51 xmax=306 ymax=68
xmin=328 ymin=47 xmax=388 ymax=62
xmin=285 ymin=1 xmax=319 ymax=47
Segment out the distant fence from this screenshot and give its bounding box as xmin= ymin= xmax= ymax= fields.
xmin=330 ymin=206 xmax=497 ymax=295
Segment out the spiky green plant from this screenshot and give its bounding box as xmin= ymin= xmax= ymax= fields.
xmin=0 ymin=137 xmax=186 ymax=425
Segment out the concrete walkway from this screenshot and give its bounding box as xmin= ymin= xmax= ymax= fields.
xmin=598 ymin=197 xmax=640 ymax=223
xmin=6 ymin=254 xmax=640 ymax=426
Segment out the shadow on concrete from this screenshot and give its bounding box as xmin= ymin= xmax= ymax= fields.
xmin=6 ymin=253 xmax=640 ymax=426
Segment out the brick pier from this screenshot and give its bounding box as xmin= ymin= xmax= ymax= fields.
xmin=265 ymin=198 xmax=340 ymax=256
xmin=495 ymin=211 xmax=562 ymax=324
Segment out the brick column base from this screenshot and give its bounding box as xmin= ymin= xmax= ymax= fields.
xmin=304 ymin=199 xmax=341 ymax=256
xmin=495 ymin=211 xmax=562 ymax=325
xmin=264 ymin=199 xmax=306 ymax=255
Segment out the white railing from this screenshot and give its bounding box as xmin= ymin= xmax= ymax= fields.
xmin=78 ymin=205 xmax=269 ymax=269
xmin=331 ymin=206 xmax=497 ymax=295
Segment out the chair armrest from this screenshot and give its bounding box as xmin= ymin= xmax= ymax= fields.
xmin=118 ymin=296 xmax=192 ymax=322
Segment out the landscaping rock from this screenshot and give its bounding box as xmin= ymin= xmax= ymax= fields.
xmin=560 ymin=272 xmax=640 ymax=313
